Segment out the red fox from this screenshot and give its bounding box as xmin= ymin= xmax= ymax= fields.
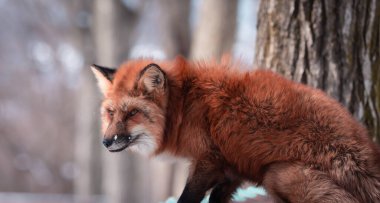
xmin=92 ymin=56 xmax=380 ymax=203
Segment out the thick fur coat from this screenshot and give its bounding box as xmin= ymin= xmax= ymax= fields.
xmin=92 ymin=57 xmax=380 ymax=203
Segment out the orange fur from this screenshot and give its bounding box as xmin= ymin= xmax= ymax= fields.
xmin=93 ymin=56 xmax=380 ymax=203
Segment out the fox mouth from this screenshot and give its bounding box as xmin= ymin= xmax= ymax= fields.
xmin=109 ymin=144 xmax=129 ymax=152
xmin=105 ymin=134 xmax=140 ymax=152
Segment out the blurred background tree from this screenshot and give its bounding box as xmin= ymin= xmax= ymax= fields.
xmin=0 ymin=0 xmax=378 ymax=203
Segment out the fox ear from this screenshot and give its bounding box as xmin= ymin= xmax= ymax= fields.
xmin=138 ymin=63 xmax=166 ymax=93
xmin=91 ymin=64 xmax=116 ymax=95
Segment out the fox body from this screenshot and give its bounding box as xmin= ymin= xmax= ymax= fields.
xmin=92 ymin=57 xmax=380 ymax=203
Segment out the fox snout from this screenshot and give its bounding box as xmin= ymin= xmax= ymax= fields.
xmin=102 ymin=133 xmax=133 ymax=152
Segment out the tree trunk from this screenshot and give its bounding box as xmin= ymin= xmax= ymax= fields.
xmin=130 ymin=0 xmax=190 ymax=59
xmin=93 ymin=1 xmax=143 ymax=203
xmin=72 ymin=1 xmax=102 ymax=202
xmin=254 ymin=0 xmax=380 ymax=140
xmin=190 ymin=0 xmax=238 ymax=59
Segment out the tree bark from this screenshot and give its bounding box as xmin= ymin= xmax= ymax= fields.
xmin=190 ymin=0 xmax=238 ymax=59
xmin=254 ymin=0 xmax=380 ymax=140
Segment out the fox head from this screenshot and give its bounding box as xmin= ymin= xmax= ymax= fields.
xmin=91 ymin=60 xmax=169 ymax=156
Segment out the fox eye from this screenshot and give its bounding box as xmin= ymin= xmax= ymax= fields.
xmin=128 ymin=109 xmax=139 ymax=117
xmin=107 ymin=109 xmax=115 ymax=117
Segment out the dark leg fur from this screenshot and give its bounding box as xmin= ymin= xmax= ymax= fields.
xmin=178 ymin=184 xmax=209 ymax=203
xmin=178 ymin=155 xmax=224 ymax=203
xmin=263 ymin=162 xmax=359 ymax=203
xmin=209 ymin=178 xmax=241 ymax=203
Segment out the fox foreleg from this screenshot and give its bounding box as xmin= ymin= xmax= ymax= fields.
xmin=178 ymin=154 xmax=225 ymax=203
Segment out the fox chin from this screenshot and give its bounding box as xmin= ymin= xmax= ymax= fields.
xmin=92 ymin=56 xmax=380 ymax=203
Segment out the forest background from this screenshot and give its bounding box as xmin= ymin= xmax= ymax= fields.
xmin=0 ymin=0 xmax=378 ymax=203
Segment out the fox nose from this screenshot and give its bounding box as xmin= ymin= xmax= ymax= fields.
xmin=102 ymin=138 xmax=113 ymax=148
xmin=102 ymin=134 xmax=122 ymax=148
